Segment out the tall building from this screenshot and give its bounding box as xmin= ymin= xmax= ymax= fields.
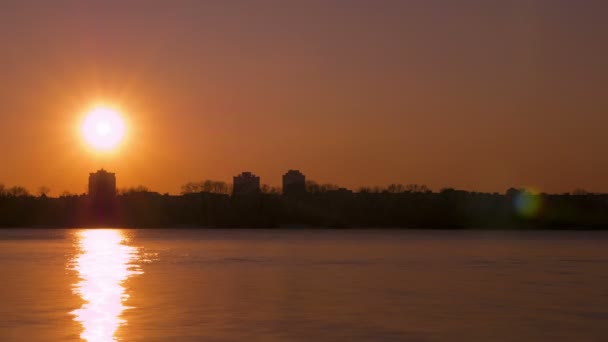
xmin=88 ymin=169 xmax=117 ymax=199
xmin=283 ymin=170 xmax=306 ymax=196
xmin=233 ymin=171 xmax=261 ymax=196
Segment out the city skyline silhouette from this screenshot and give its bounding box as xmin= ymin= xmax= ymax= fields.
xmin=0 ymin=167 xmax=606 ymax=229
xmin=0 ymin=167 xmax=605 ymax=198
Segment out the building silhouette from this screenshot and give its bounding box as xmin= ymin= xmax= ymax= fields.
xmin=88 ymin=169 xmax=117 ymax=200
xmin=233 ymin=172 xmax=261 ymax=196
xmin=283 ymin=170 xmax=306 ymax=196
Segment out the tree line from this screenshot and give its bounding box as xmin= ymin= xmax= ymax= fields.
xmin=0 ymin=181 xmax=607 ymax=229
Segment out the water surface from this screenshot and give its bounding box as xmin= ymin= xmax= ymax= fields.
xmin=0 ymin=229 xmax=607 ymax=341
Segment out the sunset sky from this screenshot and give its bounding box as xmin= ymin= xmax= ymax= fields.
xmin=0 ymin=1 xmax=606 ymax=195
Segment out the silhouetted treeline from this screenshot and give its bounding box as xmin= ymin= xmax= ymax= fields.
xmin=0 ymin=183 xmax=607 ymax=229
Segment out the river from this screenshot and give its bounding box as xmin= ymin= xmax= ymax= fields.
xmin=0 ymin=229 xmax=607 ymax=341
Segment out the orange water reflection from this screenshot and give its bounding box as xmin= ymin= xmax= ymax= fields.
xmin=70 ymin=230 xmax=142 ymax=342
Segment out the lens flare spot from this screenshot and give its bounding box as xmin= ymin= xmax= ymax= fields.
xmin=514 ymin=190 xmax=542 ymax=218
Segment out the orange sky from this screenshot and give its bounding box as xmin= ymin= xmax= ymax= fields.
xmin=0 ymin=1 xmax=607 ymax=195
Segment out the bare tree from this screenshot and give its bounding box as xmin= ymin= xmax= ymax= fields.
xmin=7 ymin=186 xmax=30 ymax=197
xmin=573 ymin=188 xmax=591 ymax=196
xmin=119 ymin=186 xmax=150 ymax=195
xmin=60 ymin=191 xmax=76 ymax=198
xmin=387 ymin=184 xmax=405 ymax=193
xmin=306 ymin=180 xmax=320 ymax=193
xmin=261 ymin=184 xmax=281 ymax=194
xmin=211 ymin=181 xmax=230 ymax=194
xmin=319 ymin=183 xmax=340 ymax=193
xmin=405 ymin=184 xmax=430 ymax=193
xmin=38 ymin=186 xmax=51 ymax=197
xmin=182 ymin=180 xmax=231 ymax=195
xmin=181 ymin=182 xmax=201 ymax=194
xmin=358 ymin=186 xmax=372 ymax=193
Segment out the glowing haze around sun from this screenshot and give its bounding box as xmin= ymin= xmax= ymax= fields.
xmin=82 ymin=106 xmax=126 ymax=151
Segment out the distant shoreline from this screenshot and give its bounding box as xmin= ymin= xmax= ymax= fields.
xmin=1 ymin=189 xmax=607 ymax=229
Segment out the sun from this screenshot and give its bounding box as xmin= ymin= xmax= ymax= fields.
xmin=81 ymin=106 xmax=126 ymax=151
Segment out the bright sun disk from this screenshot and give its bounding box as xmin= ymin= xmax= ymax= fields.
xmin=82 ymin=107 xmax=126 ymax=151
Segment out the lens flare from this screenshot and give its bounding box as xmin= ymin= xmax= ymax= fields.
xmin=514 ymin=190 xmax=542 ymax=218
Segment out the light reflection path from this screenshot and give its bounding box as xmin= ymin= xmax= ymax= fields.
xmin=70 ymin=230 xmax=143 ymax=342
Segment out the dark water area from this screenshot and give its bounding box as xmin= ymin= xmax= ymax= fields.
xmin=0 ymin=229 xmax=607 ymax=341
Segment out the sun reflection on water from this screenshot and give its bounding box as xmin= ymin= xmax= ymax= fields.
xmin=70 ymin=230 xmax=142 ymax=342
